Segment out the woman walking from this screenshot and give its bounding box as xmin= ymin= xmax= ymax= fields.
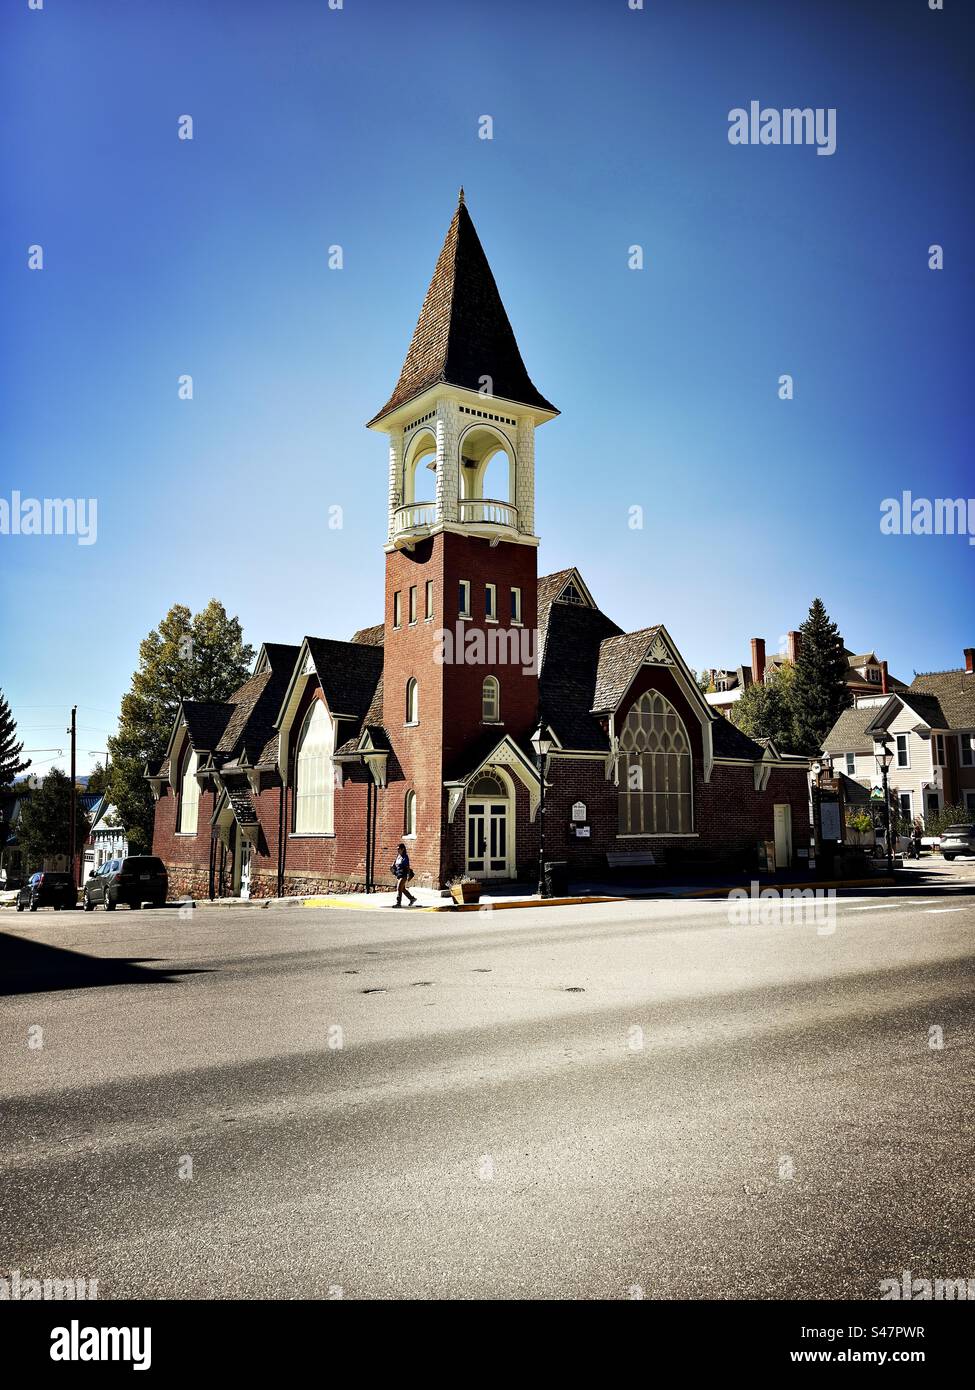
xmin=392 ymin=842 xmax=417 ymax=907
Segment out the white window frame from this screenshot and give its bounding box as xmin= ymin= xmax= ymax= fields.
xmin=511 ymin=586 xmax=522 ymax=625
xmin=425 ymin=580 xmax=434 ymax=621
xmin=932 ymin=733 xmax=946 ymax=766
xmin=293 ymin=699 xmax=335 ymax=836
xmin=845 ymin=752 xmax=856 ymax=776
xmin=404 ymin=789 xmax=416 ymax=839
xmin=895 ymin=733 xmax=910 ymax=769
xmin=959 ymin=733 xmax=975 ymax=768
xmin=393 ymin=591 xmax=402 ymax=630
xmin=617 ymin=689 xmax=694 ymax=837
xmin=897 ymin=790 xmax=913 ymax=824
xmin=405 ymin=677 xmax=419 ymax=726
xmin=408 ymin=585 xmax=417 ymax=625
xmin=485 ymin=582 xmax=497 ymax=623
xmin=458 ymin=579 xmax=471 ymax=620
xmin=482 ymin=675 xmax=500 ymax=723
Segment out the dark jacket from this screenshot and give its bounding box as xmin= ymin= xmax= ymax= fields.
xmin=393 ymin=852 xmax=411 ymax=880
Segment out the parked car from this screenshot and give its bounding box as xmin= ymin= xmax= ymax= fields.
xmin=83 ymin=856 xmax=168 ymax=911
xmin=16 ymin=871 xmax=77 ymax=912
xmin=941 ymin=824 xmax=975 ymax=861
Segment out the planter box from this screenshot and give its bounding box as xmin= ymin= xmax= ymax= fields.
xmin=450 ymin=882 xmax=482 ymax=906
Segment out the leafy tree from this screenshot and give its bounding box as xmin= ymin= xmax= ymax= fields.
xmin=85 ymin=761 xmax=111 ymax=797
xmin=732 ymin=665 xmax=797 ymax=750
xmin=16 ymin=768 xmax=90 ymax=875
xmin=108 ymin=601 xmax=254 ymax=853
xmin=694 ymin=670 xmax=712 ymax=695
xmin=789 ymin=598 xmax=852 ymax=755
xmin=0 ymin=689 xmax=30 ymax=789
xmin=928 ymin=803 xmax=975 ymax=836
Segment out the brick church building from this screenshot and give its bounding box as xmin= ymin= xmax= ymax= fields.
xmin=150 ymin=194 xmax=810 ymax=898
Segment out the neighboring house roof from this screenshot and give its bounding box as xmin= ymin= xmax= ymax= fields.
xmin=368 ymin=196 xmax=558 ymax=425
xmin=822 ymin=705 xmax=886 ymax=756
xmin=909 ymin=669 xmax=975 ymax=729
xmin=350 ymin=624 xmax=385 ymax=647
xmin=836 ymin=771 xmax=872 ymax=804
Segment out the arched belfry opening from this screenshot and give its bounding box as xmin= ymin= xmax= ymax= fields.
xmin=403 ymin=428 xmax=437 ymax=506
xmin=458 ymin=424 xmax=516 ymax=527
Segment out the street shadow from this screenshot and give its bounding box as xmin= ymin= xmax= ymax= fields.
xmin=0 ymin=931 xmax=210 ymax=997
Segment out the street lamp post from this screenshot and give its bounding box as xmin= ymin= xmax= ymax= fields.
xmin=531 ymin=722 xmax=553 ymax=898
xmin=874 ymin=736 xmax=895 ymax=875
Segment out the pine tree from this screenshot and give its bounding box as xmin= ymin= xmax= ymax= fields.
xmin=790 ymin=598 xmax=852 ymax=755
xmin=107 ymin=600 xmax=254 ymax=853
xmin=0 ymin=690 xmax=30 ymax=789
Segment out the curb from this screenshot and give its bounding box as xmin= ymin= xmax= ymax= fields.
xmin=301 ymin=894 xmax=627 ymax=913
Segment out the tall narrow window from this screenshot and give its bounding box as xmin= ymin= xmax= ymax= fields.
xmin=393 ymin=591 xmax=402 ymax=629
xmin=178 ymin=748 xmax=199 ymax=834
xmin=618 ymin=690 xmax=692 ymax=835
xmin=425 ymin=580 xmax=434 ymax=620
xmin=408 ymin=585 xmax=417 ymax=625
xmin=485 ymin=583 xmax=497 ymax=621
xmin=295 ymin=699 xmax=334 ymax=834
xmin=458 ymin=579 xmax=471 ymax=619
xmin=482 ymin=676 xmax=500 ymax=722
xmin=895 ymin=734 xmax=909 ymax=769
xmin=406 ymin=677 xmax=419 ymax=725
xmin=404 ymin=790 xmax=416 ymax=838
xmin=510 ymin=586 xmax=522 ymax=624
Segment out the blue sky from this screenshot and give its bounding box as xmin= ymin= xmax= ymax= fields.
xmin=2 ymin=0 xmax=972 ymax=774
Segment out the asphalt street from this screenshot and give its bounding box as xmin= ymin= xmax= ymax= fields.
xmin=1 ymin=877 xmax=973 ymax=1299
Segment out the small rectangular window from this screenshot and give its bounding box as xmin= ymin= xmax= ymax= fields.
xmin=425 ymin=580 xmax=434 ymax=620
xmin=845 ymin=753 xmax=855 ymax=776
xmin=408 ymin=586 xmax=417 ymax=625
xmin=459 ymin=579 xmax=471 ymax=619
xmin=485 ymin=583 xmax=497 ymax=621
xmin=933 ymin=734 xmax=946 ymax=765
xmin=510 ymin=586 xmax=522 ymax=624
xmin=896 ymin=733 xmax=909 ymax=768
xmin=393 ymin=591 xmax=402 ymax=629
xmin=961 ymin=735 xmax=974 ymax=768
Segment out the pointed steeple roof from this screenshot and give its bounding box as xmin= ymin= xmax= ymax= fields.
xmin=368 ymin=193 xmax=558 ymax=426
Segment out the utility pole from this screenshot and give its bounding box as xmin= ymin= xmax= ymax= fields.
xmin=68 ymin=706 xmax=77 ymax=884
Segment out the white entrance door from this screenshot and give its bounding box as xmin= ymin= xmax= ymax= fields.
xmin=239 ymin=842 xmax=252 ymax=900
xmin=466 ymin=800 xmax=509 ymax=877
xmin=773 ymin=804 xmax=793 ymax=870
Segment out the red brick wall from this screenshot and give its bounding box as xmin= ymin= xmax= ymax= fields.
xmin=381 ymin=530 xmax=539 ymax=887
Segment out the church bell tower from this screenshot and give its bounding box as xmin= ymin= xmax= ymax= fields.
xmin=367 ymin=190 xmax=558 ymax=885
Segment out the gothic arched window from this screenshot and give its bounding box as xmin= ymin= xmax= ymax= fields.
xmin=618 ymin=690 xmax=692 ymax=835
xmin=406 ymin=677 xmax=419 ymax=725
xmin=178 ymin=747 xmax=199 ymax=834
xmin=294 ymin=699 xmax=334 ymax=834
xmin=404 ymin=790 xmax=416 ymax=838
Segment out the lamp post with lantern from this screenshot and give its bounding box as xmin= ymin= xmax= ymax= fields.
xmin=874 ymin=735 xmax=895 ymax=875
xmin=531 ymin=722 xmax=554 ymax=898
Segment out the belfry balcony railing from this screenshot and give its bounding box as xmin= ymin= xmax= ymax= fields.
xmin=392 ymin=502 xmax=437 ymax=537
xmin=459 ymin=499 xmax=518 ymax=528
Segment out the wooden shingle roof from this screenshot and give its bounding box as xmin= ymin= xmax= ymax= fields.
xmin=368 ymin=195 xmax=558 ymax=425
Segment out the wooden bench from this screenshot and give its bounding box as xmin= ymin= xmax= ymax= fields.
xmin=606 ymin=850 xmax=658 ymax=870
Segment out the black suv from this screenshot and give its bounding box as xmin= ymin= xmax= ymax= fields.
xmin=16 ymin=871 xmax=77 ymax=912
xmin=83 ymin=856 xmax=169 ymax=911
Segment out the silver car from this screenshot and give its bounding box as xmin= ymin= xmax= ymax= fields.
xmin=941 ymin=823 xmax=975 ymax=861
